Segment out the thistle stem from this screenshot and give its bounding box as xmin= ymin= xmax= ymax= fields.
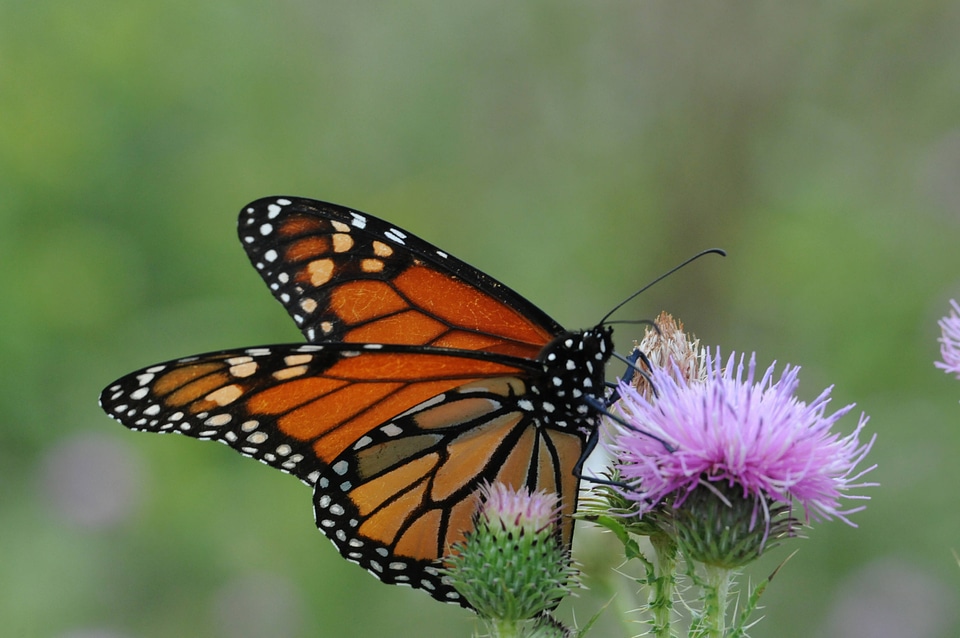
xmin=699 ymin=565 xmax=733 ymax=638
xmin=490 ymin=618 xmax=519 ymax=638
xmin=650 ymin=532 xmax=678 ymax=638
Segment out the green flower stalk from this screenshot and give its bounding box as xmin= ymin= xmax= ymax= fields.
xmin=444 ymin=483 xmax=578 ymax=638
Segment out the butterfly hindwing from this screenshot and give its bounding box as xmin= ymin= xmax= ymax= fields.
xmin=239 ymin=197 xmax=562 ymax=358
xmin=313 ymin=376 xmax=584 ymax=604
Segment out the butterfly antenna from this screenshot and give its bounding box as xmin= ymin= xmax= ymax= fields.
xmin=599 ymin=248 xmax=726 ymax=325
xmin=604 ymin=318 xmax=659 ymax=329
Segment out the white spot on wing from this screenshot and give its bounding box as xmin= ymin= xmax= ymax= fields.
xmin=296 ymin=345 xmax=323 ymax=352
xmin=349 ymin=212 xmax=366 ymax=229
xmin=384 ymin=229 xmax=406 ymax=244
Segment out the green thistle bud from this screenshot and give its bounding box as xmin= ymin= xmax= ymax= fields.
xmin=444 ymin=483 xmax=578 ymax=631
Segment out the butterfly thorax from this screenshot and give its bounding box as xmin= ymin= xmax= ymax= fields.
xmin=524 ymin=325 xmax=614 ymax=435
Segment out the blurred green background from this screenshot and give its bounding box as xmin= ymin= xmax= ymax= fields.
xmin=3 ymin=2 xmax=959 ymax=637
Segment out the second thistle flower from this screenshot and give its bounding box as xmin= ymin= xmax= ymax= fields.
xmin=607 ymin=349 xmax=876 ymax=567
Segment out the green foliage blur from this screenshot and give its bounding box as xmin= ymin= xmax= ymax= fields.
xmin=3 ymin=2 xmax=959 ymax=637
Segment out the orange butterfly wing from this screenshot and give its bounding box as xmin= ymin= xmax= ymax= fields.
xmin=239 ymin=197 xmax=562 ymax=358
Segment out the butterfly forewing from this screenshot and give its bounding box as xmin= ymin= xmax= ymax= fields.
xmin=99 ymin=344 xmax=534 ymax=486
xmin=239 ymin=197 xmax=562 ymax=357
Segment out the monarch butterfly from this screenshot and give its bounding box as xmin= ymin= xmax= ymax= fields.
xmin=99 ymin=196 xmax=621 ymax=608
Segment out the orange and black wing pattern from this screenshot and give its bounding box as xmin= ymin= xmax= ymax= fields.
xmin=100 ymin=196 xmax=616 ymax=608
xmin=99 ymin=342 xmax=586 ymax=605
xmin=239 ymin=197 xmax=562 ymax=358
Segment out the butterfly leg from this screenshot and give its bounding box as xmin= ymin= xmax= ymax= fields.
xmin=606 ymin=349 xmax=656 ymax=404
xmin=571 ymin=423 xmax=627 ymax=488
xmin=583 ymin=395 xmax=674 ymax=452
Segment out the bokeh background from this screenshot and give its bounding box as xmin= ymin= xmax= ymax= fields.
xmin=3 ymin=2 xmax=959 ymax=637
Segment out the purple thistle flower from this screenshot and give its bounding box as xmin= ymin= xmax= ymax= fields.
xmin=936 ymin=299 xmax=960 ymax=379
xmin=607 ymin=350 xmax=876 ymax=528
